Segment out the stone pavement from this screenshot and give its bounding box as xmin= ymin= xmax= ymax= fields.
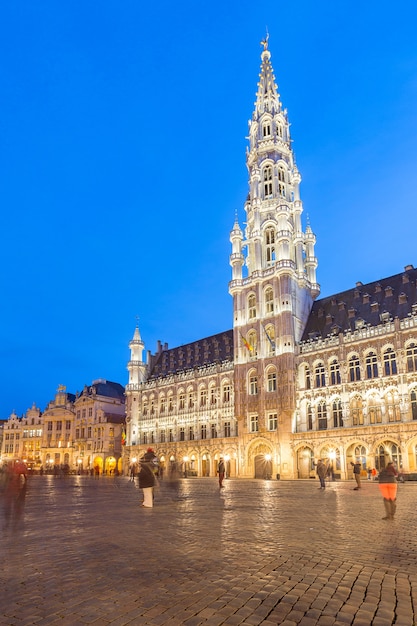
xmin=1 ymin=475 xmax=417 ymax=626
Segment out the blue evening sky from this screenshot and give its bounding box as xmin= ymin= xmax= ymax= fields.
xmin=1 ymin=1 xmax=417 ymax=417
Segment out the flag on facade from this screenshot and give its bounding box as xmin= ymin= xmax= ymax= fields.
xmin=239 ymin=330 xmax=253 ymax=352
xmin=262 ymin=324 xmax=276 ymax=350
xmin=121 ymin=428 xmax=126 ymax=446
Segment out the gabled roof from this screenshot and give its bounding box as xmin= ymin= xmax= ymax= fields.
xmin=301 ymin=266 xmax=417 ymax=342
xmin=148 ymin=330 xmax=234 ymax=378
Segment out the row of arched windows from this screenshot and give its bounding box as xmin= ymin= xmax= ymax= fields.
xmin=141 ymin=382 xmax=232 ymax=417
xmin=301 ymin=344 xmax=417 ymax=389
xmin=300 ymin=388 xmax=417 ymax=432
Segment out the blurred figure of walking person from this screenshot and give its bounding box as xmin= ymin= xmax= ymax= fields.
xmin=316 ymin=459 xmax=327 ymax=489
xmin=138 ymin=448 xmax=157 ymax=507
xmin=351 ymin=461 xmax=362 ymax=490
xmin=2 ymin=460 xmax=27 ymax=530
xmin=378 ymin=462 xmax=398 ymax=520
xmin=217 ymin=458 xmax=225 ymax=488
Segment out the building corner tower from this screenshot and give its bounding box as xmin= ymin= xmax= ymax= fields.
xmin=125 ymin=324 xmax=147 ymax=453
xmin=229 ymin=37 xmax=320 ymax=478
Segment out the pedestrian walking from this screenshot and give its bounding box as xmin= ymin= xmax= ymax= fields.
xmin=351 ymin=461 xmax=362 ymax=490
xmin=1 ymin=460 xmax=27 ymax=530
xmin=138 ymin=449 xmax=157 ymax=507
xmin=378 ymin=462 xmax=398 ymax=520
xmin=217 ymin=458 xmax=225 ymax=488
xmin=316 ymin=459 xmax=327 ymax=489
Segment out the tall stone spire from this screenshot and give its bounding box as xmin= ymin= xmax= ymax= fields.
xmin=230 ymin=37 xmax=320 ymax=358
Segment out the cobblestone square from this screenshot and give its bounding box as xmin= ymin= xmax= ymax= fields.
xmin=1 ymin=476 xmax=417 ymax=625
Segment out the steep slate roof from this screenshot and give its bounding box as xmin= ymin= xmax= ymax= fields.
xmin=301 ymin=266 xmax=417 ymax=341
xmin=88 ymin=380 xmax=125 ymax=400
xmin=148 ymin=330 xmax=234 ymax=379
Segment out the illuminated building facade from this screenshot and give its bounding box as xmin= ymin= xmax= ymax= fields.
xmin=124 ymin=39 xmax=417 ymax=480
xmin=1 ymin=380 xmax=125 ymax=474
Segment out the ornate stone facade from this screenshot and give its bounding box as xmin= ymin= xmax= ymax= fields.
xmin=125 ymin=40 xmax=417 ymax=480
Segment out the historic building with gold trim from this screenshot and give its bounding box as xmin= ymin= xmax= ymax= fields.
xmin=124 ymin=39 xmax=417 ymax=480
xmin=1 ymin=380 xmax=125 ymax=474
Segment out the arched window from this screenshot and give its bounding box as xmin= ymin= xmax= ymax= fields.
xmin=407 ymin=342 xmax=417 ymax=372
xmin=332 ymin=400 xmax=343 ymax=428
xmin=276 ymin=123 xmax=283 ymax=138
xmin=349 ymin=355 xmax=361 ymax=382
xmin=375 ymin=442 xmax=402 ymax=471
xmin=265 ymin=228 xmax=276 ymax=265
xmin=385 ymin=390 xmax=401 ymax=422
xmin=265 ymin=287 xmax=274 ymax=313
xmin=249 ymin=374 xmax=258 ymax=395
xmin=354 ymin=445 xmax=367 ymax=470
xmin=317 ymin=402 xmax=327 ymax=430
xmin=266 ymin=369 xmax=277 ymax=392
xmin=263 ymin=166 xmax=273 ymax=198
xmin=368 ymin=394 xmax=382 ymax=424
xmin=315 ymin=362 xmax=325 ymax=388
xmin=411 ymin=389 xmax=417 ymax=420
xmin=330 ymin=359 xmax=341 ymax=385
xmin=366 ymin=352 xmax=378 ymax=379
xmin=248 ymin=294 xmax=256 ymax=319
xmin=351 ymin=396 xmax=364 ymax=425
xmin=262 ymin=122 xmax=271 ymax=137
xmin=383 ymin=348 xmax=397 ymax=376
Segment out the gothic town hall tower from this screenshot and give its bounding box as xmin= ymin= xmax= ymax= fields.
xmin=229 ymin=38 xmax=319 ymax=477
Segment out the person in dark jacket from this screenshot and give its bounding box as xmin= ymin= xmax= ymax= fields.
xmin=351 ymin=461 xmax=362 ymax=490
xmin=378 ymin=462 xmax=398 ymax=520
xmin=217 ymin=458 xmax=225 ymax=488
xmin=138 ymin=449 xmax=157 ymax=507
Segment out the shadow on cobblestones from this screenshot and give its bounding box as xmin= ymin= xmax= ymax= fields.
xmin=1 ymin=476 xmax=417 ymax=625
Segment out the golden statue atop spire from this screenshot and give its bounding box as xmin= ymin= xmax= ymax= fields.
xmin=260 ymin=31 xmax=269 ymax=50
